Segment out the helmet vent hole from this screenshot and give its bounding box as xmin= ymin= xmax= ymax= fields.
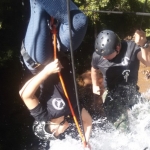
xmin=101 ymin=49 xmax=104 ymax=53
xmin=107 ymin=39 xmax=109 ymax=42
xmin=102 ymin=44 xmax=104 ymax=47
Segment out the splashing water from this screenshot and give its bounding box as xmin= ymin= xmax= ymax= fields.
xmin=49 ymin=92 xmax=150 ymax=150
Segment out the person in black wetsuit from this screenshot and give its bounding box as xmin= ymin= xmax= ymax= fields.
xmin=91 ymin=29 xmax=150 ymax=131
xmin=20 ymin=0 xmax=92 ymax=149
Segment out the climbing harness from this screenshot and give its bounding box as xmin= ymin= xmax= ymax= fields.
xmin=50 ymin=1 xmax=87 ymax=146
xmin=20 ymin=42 xmax=41 ymax=69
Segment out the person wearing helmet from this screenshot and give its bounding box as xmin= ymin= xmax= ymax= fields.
xmin=91 ymin=29 xmax=150 ymax=131
xmin=19 ymin=59 xmax=92 ymax=150
xmin=20 ymin=0 xmax=92 ymax=149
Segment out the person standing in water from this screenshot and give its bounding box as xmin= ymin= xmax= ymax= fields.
xmin=91 ymin=29 xmax=150 ymax=131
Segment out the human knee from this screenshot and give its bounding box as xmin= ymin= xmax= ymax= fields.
xmin=58 ymin=10 xmax=88 ymax=51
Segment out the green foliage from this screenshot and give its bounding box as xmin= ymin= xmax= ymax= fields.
xmin=0 ymin=50 xmax=13 ymax=67
xmin=146 ymin=29 xmax=150 ymax=37
xmin=73 ymin=0 xmax=150 ymax=37
xmin=73 ymin=0 xmax=150 ymax=73
xmin=75 ymin=0 xmax=109 ymax=23
xmin=0 ymin=0 xmax=25 ymax=68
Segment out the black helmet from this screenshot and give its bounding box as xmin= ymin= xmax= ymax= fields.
xmin=32 ymin=118 xmax=66 ymax=141
xmin=33 ymin=121 xmax=57 ymax=141
xmin=95 ymin=30 xmax=121 ymax=56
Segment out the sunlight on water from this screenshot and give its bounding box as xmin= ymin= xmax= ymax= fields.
xmin=49 ymin=90 xmax=150 ymax=150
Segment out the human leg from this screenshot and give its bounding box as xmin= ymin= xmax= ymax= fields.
xmin=58 ymin=10 xmax=88 ymax=51
xmin=24 ymin=0 xmax=53 ymax=65
xmin=34 ymin=0 xmax=88 ymax=51
xmin=23 ymin=0 xmax=87 ymax=73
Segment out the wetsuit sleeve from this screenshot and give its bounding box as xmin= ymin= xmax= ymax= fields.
xmin=29 ymin=103 xmax=49 ymax=122
xmin=91 ymin=52 xmax=100 ymax=69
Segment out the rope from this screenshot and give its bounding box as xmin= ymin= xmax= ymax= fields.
xmin=50 ymin=14 xmax=87 ymax=146
xmin=66 ymin=0 xmax=87 ymax=146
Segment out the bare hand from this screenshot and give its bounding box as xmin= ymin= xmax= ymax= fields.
xmin=92 ymin=85 xmax=100 ymax=95
xmin=134 ymin=30 xmax=147 ymax=46
xmin=44 ymin=59 xmax=63 ymax=75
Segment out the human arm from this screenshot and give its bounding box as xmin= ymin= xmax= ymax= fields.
xmin=135 ymin=30 xmax=150 ymax=67
xmin=91 ymin=66 xmax=100 ymax=95
xmin=19 ymin=59 xmax=62 ymax=110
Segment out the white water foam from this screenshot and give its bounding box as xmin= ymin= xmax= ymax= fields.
xmin=49 ymin=91 xmax=150 ymax=150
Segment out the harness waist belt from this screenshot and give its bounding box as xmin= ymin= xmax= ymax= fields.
xmin=20 ymin=42 xmax=41 ymax=69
